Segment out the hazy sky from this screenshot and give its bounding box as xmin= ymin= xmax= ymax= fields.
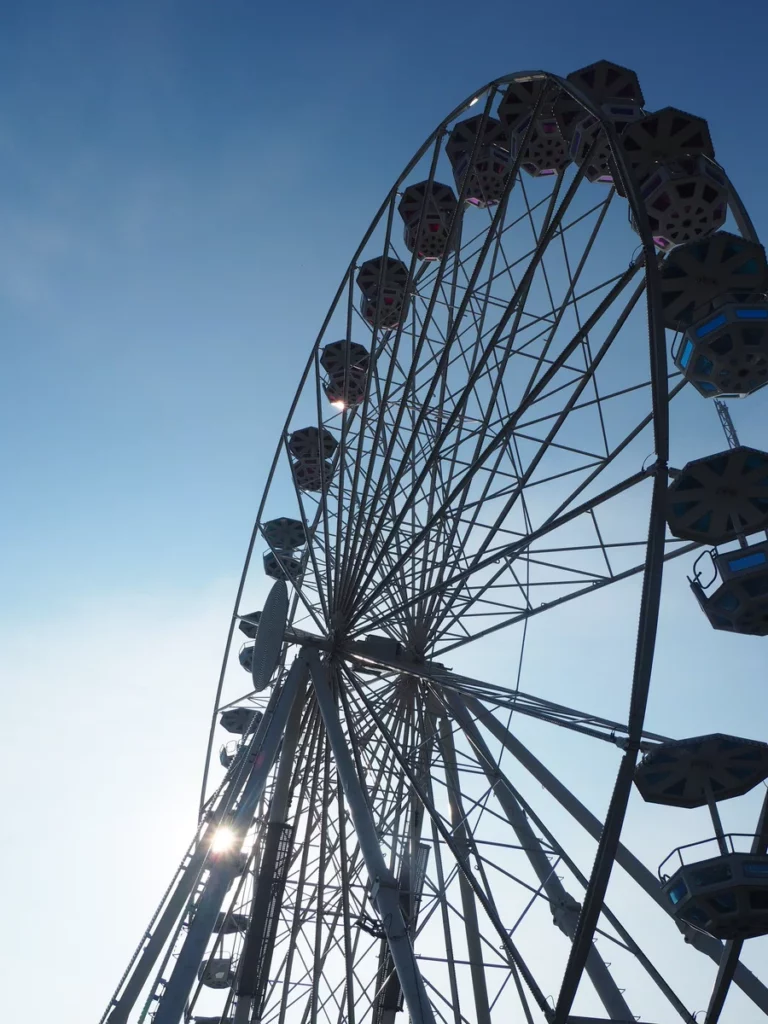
xmin=3 ymin=1 xmax=768 ymax=1022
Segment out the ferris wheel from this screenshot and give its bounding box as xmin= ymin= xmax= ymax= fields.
xmin=101 ymin=62 xmax=768 ymax=1024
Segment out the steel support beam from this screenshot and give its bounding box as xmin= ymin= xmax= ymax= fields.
xmin=458 ymin=693 xmax=768 ymax=1015
xmin=340 ymin=643 xmax=668 ymax=748
xmin=446 ymin=694 xmax=693 ymax=1022
xmin=437 ymin=718 xmax=493 ymax=1024
xmin=566 ymin=1018 xmax=658 ymax=1024
xmin=344 ymin=667 xmax=550 ymax=1020
xmin=106 ymin=755 xmax=255 ymax=1024
xmin=153 ymin=656 xmax=308 ymax=1024
xmin=444 ymin=691 xmax=634 ymax=1021
xmin=704 ymin=788 xmax=768 ymax=1023
xmin=372 ymin=695 xmax=431 ymax=1024
xmin=306 ymin=650 xmax=437 ymax=1024
xmin=232 ymin=670 xmax=308 ymax=1024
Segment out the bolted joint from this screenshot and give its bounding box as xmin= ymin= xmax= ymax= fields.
xmin=552 ymin=892 xmax=582 ymax=936
xmin=370 ymin=874 xmax=399 ymax=901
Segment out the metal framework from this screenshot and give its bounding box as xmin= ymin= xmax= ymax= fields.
xmin=714 ymin=398 xmax=741 ymax=451
xmin=100 ymin=68 xmax=768 ymax=1024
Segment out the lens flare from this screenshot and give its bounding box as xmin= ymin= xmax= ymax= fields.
xmin=211 ymin=826 xmax=236 ymax=854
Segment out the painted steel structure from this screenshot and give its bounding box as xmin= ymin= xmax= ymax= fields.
xmin=100 ymin=65 xmax=768 ymax=1024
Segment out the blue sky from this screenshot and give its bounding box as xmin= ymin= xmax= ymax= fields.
xmin=3 ymin=1 xmax=768 ymax=1021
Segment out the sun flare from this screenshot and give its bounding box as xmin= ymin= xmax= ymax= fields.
xmin=211 ymin=826 xmax=237 ymax=854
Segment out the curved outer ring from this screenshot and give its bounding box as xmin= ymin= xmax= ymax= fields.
xmin=195 ymin=80 xmax=752 ymax=1003
xmin=191 ymin=68 xmax=767 ymax=1023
